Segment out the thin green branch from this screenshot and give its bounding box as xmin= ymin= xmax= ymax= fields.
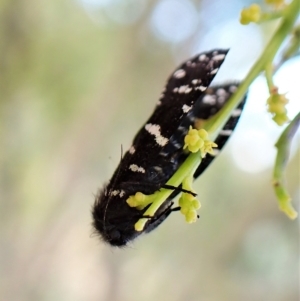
xmin=275 ymin=23 xmax=300 ymax=71
xmin=259 ymin=11 xmax=284 ymax=23
xmin=273 ymin=112 xmax=300 ymax=219
xmin=204 ymin=0 xmax=299 ymax=138
xmin=265 ymin=62 xmax=275 ymax=91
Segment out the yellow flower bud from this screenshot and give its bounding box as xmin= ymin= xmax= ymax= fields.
xmin=272 ymin=113 xmax=289 ymax=126
xmin=186 ymin=210 xmax=197 ymax=223
xmin=198 ymin=129 xmax=208 ymax=139
xmin=240 ymin=4 xmax=261 ymax=25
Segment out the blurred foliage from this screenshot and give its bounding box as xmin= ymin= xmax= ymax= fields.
xmin=0 ymin=0 xmax=299 ymax=301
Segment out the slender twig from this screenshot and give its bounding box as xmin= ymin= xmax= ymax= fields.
xmin=273 ymin=112 xmax=300 ymax=219
xmin=204 ymin=0 xmax=299 ymax=139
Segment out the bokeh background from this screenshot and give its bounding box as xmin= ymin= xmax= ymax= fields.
xmin=1 ymin=0 xmax=299 ymax=300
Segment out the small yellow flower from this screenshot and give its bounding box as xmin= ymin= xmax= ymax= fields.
xmin=179 ymin=192 xmax=201 ymax=223
xmin=272 ymin=113 xmax=289 ymax=126
xmin=240 ymin=4 xmax=261 ymax=25
xmin=201 ymin=141 xmax=218 ymax=158
xmin=127 ymin=192 xmax=156 ymax=210
xmin=127 ymin=192 xmax=145 ymax=207
xmin=184 ymin=126 xmax=218 ymax=156
xmin=198 ymin=129 xmax=208 ymax=140
xmin=186 ymin=210 xmax=198 ymax=223
xmin=267 ymin=93 xmax=289 ymax=125
xmin=184 ymin=127 xmax=204 ymax=153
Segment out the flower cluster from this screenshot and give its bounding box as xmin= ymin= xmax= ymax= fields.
xmin=240 ymin=0 xmax=286 ymax=25
xmin=184 ymin=127 xmax=217 ymax=157
xmin=267 ymin=91 xmax=289 ymax=125
xmin=179 ymin=176 xmax=201 ymax=223
xmin=179 ymin=193 xmax=201 ymax=223
xmin=240 ymin=4 xmax=261 ymax=25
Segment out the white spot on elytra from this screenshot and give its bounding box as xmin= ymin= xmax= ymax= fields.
xmin=203 ymin=95 xmax=216 ymax=105
xmin=217 ymin=96 xmax=226 ymax=104
xmin=145 ymin=123 xmax=169 ymax=146
xmin=182 ymin=104 xmax=192 ymax=113
xmin=212 ymin=54 xmax=226 ymax=61
xmin=156 ymin=135 xmax=169 ymax=146
xmin=187 ymin=61 xmax=196 ymax=67
xmin=199 ymin=54 xmax=207 ymax=61
xmin=129 ymin=146 xmax=136 ymax=154
xmin=173 ymin=69 xmax=186 ymax=78
xmin=232 ymin=108 xmax=242 ymax=117
xmin=111 ymin=190 xmax=119 ymax=196
xmin=154 ymin=166 xmax=163 ymax=173
xmin=229 ymin=85 xmax=238 ymax=93
xmin=216 ymin=88 xmax=227 ymax=96
xmin=129 ymin=164 xmax=146 ymax=173
xmin=185 ymin=87 xmax=193 ymax=94
xmin=192 ymin=79 xmax=201 ymax=85
xmin=210 ymin=68 xmax=219 ymax=75
xmin=195 ymin=85 xmax=207 ymax=91
xmin=178 ymin=85 xmax=189 ymax=94
xmin=110 ymin=190 xmax=126 ymax=197
xmin=173 ymin=87 xmax=178 ymax=93
xmin=220 ymin=129 xmax=232 ymax=136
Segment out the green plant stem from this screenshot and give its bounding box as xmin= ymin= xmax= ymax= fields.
xmin=204 ymin=0 xmax=299 ymax=139
xmin=273 ymin=111 xmax=300 ymax=219
xmin=259 ymin=11 xmax=284 ymax=23
xmin=265 ymin=62 xmax=275 ymax=91
xmin=282 ymin=23 xmax=300 ymax=60
xmin=275 ymin=23 xmax=300 ymax=71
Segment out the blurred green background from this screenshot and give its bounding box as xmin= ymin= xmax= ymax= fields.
xmin=1 ymin=0 xmax=299 ymax=300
